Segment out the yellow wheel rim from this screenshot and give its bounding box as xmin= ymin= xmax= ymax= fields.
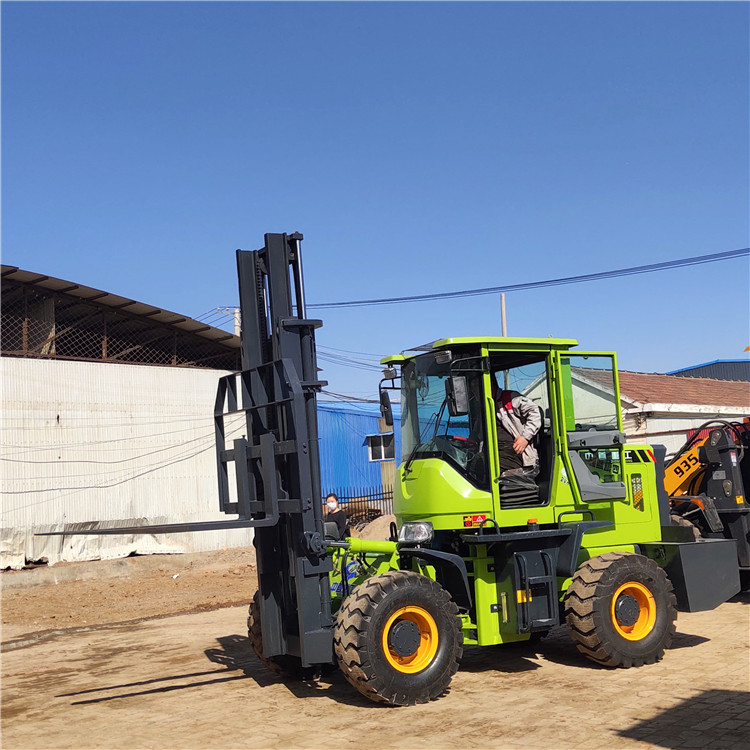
xmin=611 ymin=582 xmax=656 ymax=640
xmin=382 ymin=605 xmax=439 ymax=673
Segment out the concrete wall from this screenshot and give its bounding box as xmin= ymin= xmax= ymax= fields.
xmin=1 ymin=357 xmax=249 ymax=569
xmin=622 ymin=403 xmax=749 ymax=457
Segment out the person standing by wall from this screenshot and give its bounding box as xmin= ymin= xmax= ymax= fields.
xmin=324 ymin=493 xmax=348 ymax=538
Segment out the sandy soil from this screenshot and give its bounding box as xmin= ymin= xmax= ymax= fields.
xmin=2 ymin=597 xmax=748 ymax=750
xmin=1 ymin=548 xmax=258 ymax=635
xmin=0 ymin=516 xmax=396 ymax=637
xmin=0 ymin=516 xmax=397 ymax=637
xmin=2 ymin=534 xmax=748 ymax=750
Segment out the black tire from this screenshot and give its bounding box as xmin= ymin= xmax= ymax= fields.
xmin=334 ymin=570 xmax=463 ymax=706
xmin=670 ymin=513 xmax=701 ymax=541
xmin=248 ymin=590 xmax=308 ymax=678
xmin=564 ymin=552 xmax=677 ymax=668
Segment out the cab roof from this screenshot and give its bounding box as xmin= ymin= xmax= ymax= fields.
xmin=381 ymin=336 xmax=579 ymax=365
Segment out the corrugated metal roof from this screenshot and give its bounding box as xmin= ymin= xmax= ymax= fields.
xmin=666 ymin=360 xmax=750 ymax=382
xmin=668 ymin=359 xmax=748 ymax=372
xmin=1 ymin=265 xmax=240 ymax=349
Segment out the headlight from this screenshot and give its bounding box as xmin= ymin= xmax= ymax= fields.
xmin=398 ymin=521 xmax=434 ymax=545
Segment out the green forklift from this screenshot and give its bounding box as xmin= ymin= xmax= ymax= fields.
xmin=222 ymin=234 xmax=739 ymax=706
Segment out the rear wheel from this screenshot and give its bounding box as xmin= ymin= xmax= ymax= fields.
xmin=564 ymin=552 xmax=677 ymax=668
xmin=334 ymin=570 xmax=463 ymax=706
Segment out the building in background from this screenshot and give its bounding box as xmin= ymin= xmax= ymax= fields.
xmin=618 ymin=371 xmax=748 ymax=455
xmin=1 ymin=266 xmax=399 ymax=568
xmin=667 ymin=360 xmax=750 ymax=382
xmin=317 ymin=401 xmax=400 ymax=525
xmin=1 ymin=266 xmax=247 ymax=569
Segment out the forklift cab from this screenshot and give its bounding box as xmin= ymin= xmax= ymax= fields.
xmin=387 ymin=338 xmax=630 ymax=525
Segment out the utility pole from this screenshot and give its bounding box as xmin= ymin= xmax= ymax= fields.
xmin=218 ymin=307 xmax=241 ymax=336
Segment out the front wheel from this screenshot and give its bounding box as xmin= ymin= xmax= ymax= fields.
xmin=334 ymin=570 xmax=463 ymax=706
xmin=564 ymin=552 xmax=677 ymax=668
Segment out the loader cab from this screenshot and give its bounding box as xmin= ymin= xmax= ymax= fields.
xmin=387 ymin=337 xmax=633 ymax=534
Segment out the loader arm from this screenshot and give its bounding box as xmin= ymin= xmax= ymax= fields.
xmin=664 ymin=441 xmax=706 ymax=496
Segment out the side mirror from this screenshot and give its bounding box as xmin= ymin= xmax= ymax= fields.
xmin=445 ymin=376 xmax=468 ymax=417
xmin=379 ymin=388 xmax=393 ymax=427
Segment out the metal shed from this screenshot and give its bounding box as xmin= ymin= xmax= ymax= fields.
xmin=667 ymin=360 xmax=750 ymax=382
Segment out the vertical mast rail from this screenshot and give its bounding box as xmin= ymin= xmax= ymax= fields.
xmin=213 ymin=233 xmax=332 ymax=666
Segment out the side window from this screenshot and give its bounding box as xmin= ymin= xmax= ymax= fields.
xmin=560 ymin=353 xmax=626 ymax=492
xmin=562 ymin=355 xmax=619 ymax=432
xmin=366 ymin=433 xmax=395 ymax=462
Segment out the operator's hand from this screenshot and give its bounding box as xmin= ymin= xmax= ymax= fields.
xmin=513 ymin=436 xmax=529 ymax=455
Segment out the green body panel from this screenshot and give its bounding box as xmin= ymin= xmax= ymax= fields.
xmin=557 ymin=356 xmax=576 ymax=433
xmin=549 ymin=444 xmax=662 ymax=550
xmin=396 ymin=458 xmax=495 ymax=528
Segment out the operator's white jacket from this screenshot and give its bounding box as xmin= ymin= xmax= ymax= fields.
xmin=494 ymin=390 xmax=542 ymax=467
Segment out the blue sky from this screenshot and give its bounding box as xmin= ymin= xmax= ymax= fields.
xmin=3 ymin=1 xmax=748 ymax=398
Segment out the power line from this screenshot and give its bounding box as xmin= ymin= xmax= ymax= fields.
xmin=318 ymin=344 xmax=384 ymax=359
xmin=1 ymin=424 xmax=245 ymax=502
xmin=1 ymin=430 xmax=217 ymax=466
xmin=306 ymin=247 xmax=749 ymax=309
xmin=317 ymin=352 xmax=383 ymax=372
xmin=320 ymin=390 xmax=380 ymax=404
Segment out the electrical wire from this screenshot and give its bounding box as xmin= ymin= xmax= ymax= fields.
xmin=1 ymin=424 xmax=246 ymax=501
xmin=1 ymin=429 xmax=218 ymax=465
xmin=0 ymin=421 xmax=222 ymax=456
xmin=193 ymin=308 xmax=220 ymax=322
xmin=306 ymin=247 xmax=750 ymax=309
xmin=318 ymin=344 xmax=385 ymax=359
xmin=320 ymin=390 xmax=380 ymax=404
xmin=317 ymin=353 xmax=383 ymax=373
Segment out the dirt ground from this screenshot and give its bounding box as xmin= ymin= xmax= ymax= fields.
xmin=1 ymin=548 xmax=258 ymax=637
xmin=1 ymin=548 xmax=749 ymax=750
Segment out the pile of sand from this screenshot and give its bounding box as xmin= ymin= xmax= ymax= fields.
xmin=351 ymin=514 xmax=396 ymax=541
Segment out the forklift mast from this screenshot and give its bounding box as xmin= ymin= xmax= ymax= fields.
xmin=214 ymin=232 xmax=333 ymax=667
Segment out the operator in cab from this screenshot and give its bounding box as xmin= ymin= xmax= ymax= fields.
xmin=491 ymin=374 xmax=542 ymax=475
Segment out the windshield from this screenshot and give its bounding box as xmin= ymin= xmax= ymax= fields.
xmin=401 ymin=352 xmax=488 ymax=489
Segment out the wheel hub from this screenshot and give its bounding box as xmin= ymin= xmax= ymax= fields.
xmin=388 ymin=619 xmax=421 ymax=657
xmin=614 ymin=594 xmax=641 ymax=627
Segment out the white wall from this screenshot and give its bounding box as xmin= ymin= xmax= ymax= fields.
xmin=1 ymin=357 xmax=250 ymax=569
xmin=623 ymin=403 xmax=749 ymax=457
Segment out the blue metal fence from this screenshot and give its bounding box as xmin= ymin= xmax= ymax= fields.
xmin=323 ymin=484 xmax=395 ymax=529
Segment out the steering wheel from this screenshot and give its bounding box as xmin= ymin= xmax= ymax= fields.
xmin=441 ymin=434 xmax=479 ymax=448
